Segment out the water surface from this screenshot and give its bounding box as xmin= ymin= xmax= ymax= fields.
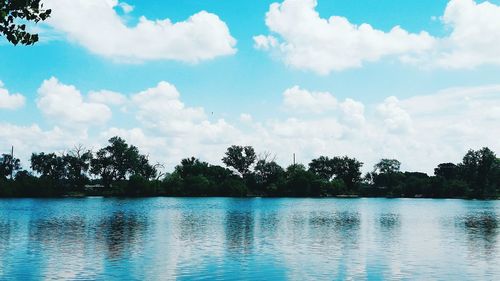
xmin=0 ymin=198 xmax=498 ymax=280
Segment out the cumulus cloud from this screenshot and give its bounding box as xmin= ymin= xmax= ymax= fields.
xmin=240 ymin=113 xmax=253 ymax=123
xmin=376 ymin=96 xmax=413 ymax=134
xmin=44 ymin=0 xmax=237 ymax=62
xmin=129 ymin=81 xmax=241 ymax=165
xmin=118 ymin=2 xmax=133 ymax=14
xmin=283 ymin=86 xmax=338 ymax=113
xmin=433 ymin=0 xmax=500 ymax=68
xmin=37 ymin=77 xmax=112 ymax=127
xmin=3 ymin=79 xmax=499 ymax=175
xmin=255 ymin=0 xmax=500 ymax=73
xmin=281 ymin=86 xmax=365 ymax=126
xmin=0 ymin=123 xmax=88 ymax=164
xmin=339 ymin=98 xmax=365 ymax=126
xmin=88 ymin=90 xmax=127 ymax=106
xmin=131 ymin=81 xmax=206 ymax=134
xmin=0 ymin=81 xmax=25 ymax=110
xmin=254 ymin=0 xmax=435 ymax=74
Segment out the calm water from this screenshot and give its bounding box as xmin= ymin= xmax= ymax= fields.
xmin=0 ymin=198 xmax=498 ymax=280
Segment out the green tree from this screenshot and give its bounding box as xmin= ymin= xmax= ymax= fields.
xmin=308 ymin=156 xmax=334 ymax=181
xmin=331 ymin=156 xmax=363 ymax=192
xmin=254 ymin=159 xmax=285 ymax=193
xmin=374 ymin=159 xmax=401 ymax=174
xmin=90 ymin=137 xmax=156 ymax=187
xmin=372 ymin=159 xmax=403 ymax=195
xmin=0 ymin=153 xmax=21 ymax=179
xmin=30 ymin=152 xmax=65 ymax=181
xmin=176 ymin=157 xmax=209 ymax=179
xmin=434 ymin=163 xmax=458 ymax=180
xmin=459 ymin=147 xmax=498 ymax=197
xmin=169 ymin=157 xmax=241 ymax=196
xmin=63 ymin=145 xmax=92 ymax=190
xmin=284 ymin=164 xmax=323 ymax=196
xmin=222 ymin=145 xmax=256 ymax=177
xmin=0 ymin=0 xmax=51 ymax=45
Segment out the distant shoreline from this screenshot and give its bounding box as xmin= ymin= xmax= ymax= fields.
xmin=1 ymin=193 xmax=498 ymax=200
xmin=2 ymin=138 xmax=498 ymax=200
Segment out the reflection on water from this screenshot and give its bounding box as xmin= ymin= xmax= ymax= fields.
xmin=379 ymin=213 xmax=401 ymax=229
xmin=97 ymin=212 xmax=148 ymax=260
xmin=0 ymin=198 xmax=498 ymax=280
xmin=225 ymin=211 xmax=254 ymax=254
xmin=0 ymin=220 xmax=13 ymax=248
xmin=458 ymin=211 xmax=498 ymax=258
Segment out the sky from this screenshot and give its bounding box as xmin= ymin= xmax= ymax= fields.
xmin=0 ymin=0 xmax=499 ymax=174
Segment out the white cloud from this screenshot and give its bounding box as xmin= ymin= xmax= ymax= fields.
xmin=254 ymin=0 xmax=435 ymax=74
xmin=255 ymin=0 xmax=500 ymax=73
xmin=281 ymin=86 xmax=365 ymax=127
xmin=253 ymin=35 xmax=279 ymax=50
xmin=0 ymin=123 xmax=88 ymax=165
xmin=376 ymin=96 xmax=413 ymax=134
xmin=131 ymin=81 xmax=206 ymax=135
xmin=3 ymin=79 xmax=499 ymax=176
xmin=339 ymin=98 xmax=365 ymax=126
xmin=433 ymin=0 xmax=500 ymax=68
xmin=283 ymin=85 xmax=338 ymax=113
xmin=118 ymin=2 xmax=134 ymax=14
xmin=241 ymin=84 xmax=499 ymax=174
xmin=44 ymin=0 xmax=237 ymax=62
xmin=88 ymin=90 xmax=127 ymax=106
xmin=0 ymin=81 xmax=25 ymax=110
xmin=129 ymin=81 xmax=241 ymax=166
xmin=37 ymin=77 xmax=112 ymax=127
xmin=240 ymin=113 xmax=253 ymax=123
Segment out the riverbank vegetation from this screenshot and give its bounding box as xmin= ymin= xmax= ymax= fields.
xmin=0 ymin=137 xmax=499 ymax=199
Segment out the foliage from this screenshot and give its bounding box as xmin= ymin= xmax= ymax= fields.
xmin=254 ymin=159 xmax=285 ymax=193
xmin=222 ymin=145 xmax=256 ymax=177
xmin=0 ymin=0 xmax=51 ymax=45
xmin=0 ymin=153 xmax=21 ymax=179
xmin=0 ymin=139 xmax=498 ymax=199
xmin=90 ymin=137 xmax=156 ymax=187
xmin=458 ymin=147 xmax=498 ymax=197
xmin=308 ymin=156 xmax=334 ymax=181
xmin=374 ymin=159 xmax=401 ymax=174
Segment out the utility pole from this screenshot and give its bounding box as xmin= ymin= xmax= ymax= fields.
xmin=293 ymin=153 xmax=296 ymax=166
xmin=10 ymin=145 xmax=14 ymax=180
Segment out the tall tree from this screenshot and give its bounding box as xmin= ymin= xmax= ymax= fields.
xmin=63 ymin=145 xmax=92 ymax=190
xmin=222 ymin=145 xmax=256 ymax=177
xmin=434 ymin=163 xmax=458 ymax=180
xmin=308 ymin=156 xmax=334 ymax=181
xmin=0 ymin=153 xmax=21 ymax=179
xmin=374 ymin=159 xmax=401 ymax=174
xmin=372 ymin=159 xmax=403 ymax=193
xmin=0 ymin=0 xmax=51 ymax=45
xmin=459 ymin=147 xmax=498 ymax=196
xmin=331 ymin=156 xmax=363 ymax=191
xmin=255 ymin=159 xmax=285 ymax=187
xmin=90 ymin=137 xmax=156 ymax=187
xmin=30 ymin=152 xmax=65 ymax=181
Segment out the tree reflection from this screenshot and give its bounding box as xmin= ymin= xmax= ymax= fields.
xmin=178 ymin=211 xmax=210 ymax=242
xmin=0 ymin=220 xmax=12 ymax=247
xmin=460 ymin=212 xmax=498 ymax=257
xmin=259 ymin=212 xmax=280 ymax=239
xmin=379 ymin=214 xmax=400 ymax=230
xmin=29 ymin=217 xmax=87 ymax=252
xmin=225 ymin=211 xmax=254 ymax=254
xmin=309 ymin=211 xmax=361 ymax=249
xmin=96 ymin=211 xmax=148 ymax=260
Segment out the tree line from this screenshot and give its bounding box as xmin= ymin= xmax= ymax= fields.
xmin=0 ymin=136 xmax=499 ymax=198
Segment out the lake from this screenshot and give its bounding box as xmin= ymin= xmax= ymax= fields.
xmin=0 ymin=198 xmax=498 ymax=280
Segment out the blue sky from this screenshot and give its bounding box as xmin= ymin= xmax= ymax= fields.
xmin=0 ymin=0 xmax=499 ymax=173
